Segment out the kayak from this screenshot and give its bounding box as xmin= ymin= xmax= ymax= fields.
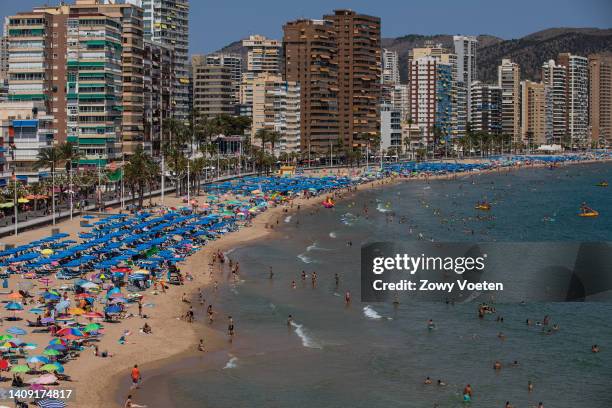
xmin=578 ymin=211 xmax=599 ymax=217
xmin=596 ymin=182 xmax=608 ymax=187
xmin=475 ymin=204 xmax=491 ymax=211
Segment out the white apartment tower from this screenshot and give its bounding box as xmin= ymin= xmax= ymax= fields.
xmin=558 ymin=53 xmax=589 ymax=147
xmin=240 ymin=35 xmax=282 ymax=109
xmin=454 ymin=35 xmax=478 ymax=121
xmin=498 ymin=58 xmax=521 ymax=143
xmin=382 ymin=49 xmax=400 ymax=84
xmin=542 ymin=59 xmax=568 ymax=145
xmin=142 ymin=0 xmax=190 ymax=121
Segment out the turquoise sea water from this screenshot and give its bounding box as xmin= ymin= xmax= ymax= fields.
xmin=139 ymin=163 xmax=612 ymax=408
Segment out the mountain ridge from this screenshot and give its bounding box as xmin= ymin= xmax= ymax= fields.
xmin=212 ymin=27 xmax=612 ymax=83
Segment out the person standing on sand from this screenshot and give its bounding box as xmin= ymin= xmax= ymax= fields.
xmin=228 ymin=316 xmax=235 ymax=342
xmin=130 ymin=364 xmax=141 ymax=389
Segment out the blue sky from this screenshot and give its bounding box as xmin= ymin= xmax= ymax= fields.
xmin=1 ymin=0 xmax=610 ymax=54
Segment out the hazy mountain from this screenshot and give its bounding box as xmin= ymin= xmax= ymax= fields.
xmin=213 ymin=28 xmax=612 ymax=83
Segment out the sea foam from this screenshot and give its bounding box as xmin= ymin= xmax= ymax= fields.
xmin=290 ymin=321 xmax=322 ymax=349
xmin=223 ymin=355 xmax=238 ymax=369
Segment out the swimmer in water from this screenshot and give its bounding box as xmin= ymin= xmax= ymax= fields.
xmin=436 ymin=379 xmax=446 ymax=386
xmin=198 ymin=339 xmax=205 ymax=352
xmin=345 ymin=291 xmax=351 ymax=304
xmin=427 ymin=319 xmax=436 ymax=330
xmin=301 ymin=270 xmax=306 ymax=281
xmin=424 ymin=377 xmax=432 ymax=384
xmin=269 ymin=267 xmax=274 ymax=279
xmin=334 ymin=273 xmax=339 ymax=287
xmin=493 ymin=361 xmax=502 ymax=370
xmin=591 ymin=344 xmax=600 ymax=353
xmin=528 ymin=381 xmax=533 ymax=392
xmin=287 ymin=314 xmax=293 ymax=326
xmin=311 ymin=271 xmax=317 ymax=287
xmin=291 ymin=280 xmax=297 ymax=289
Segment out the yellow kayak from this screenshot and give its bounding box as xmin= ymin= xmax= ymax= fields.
xmin=596 ymin=182 xmax=608 ymax=187
xmin=475 ymin=204 xmax=491 ymax=211
xmin=578 ymin=211 xmax=599 ymax=217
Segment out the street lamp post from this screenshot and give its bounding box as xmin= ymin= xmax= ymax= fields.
xmin=51 ymin=151 xmax=56 ymax=226
xmin=97 ymin=155 xmax=102 ymax=212
xmin=121 ymin=152 xmax=125 ymax=210
xmin=13 ymin=169 xmax=18 ymax=236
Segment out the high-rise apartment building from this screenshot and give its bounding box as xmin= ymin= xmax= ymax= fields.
xmin=0 ymin=34 xmax=9 ymax=83
xmin=542 ymin=59 xmax=567 ymax=145
xmin=250 ymin=73 xmax=301 ymax=153
xmin=588 ymin=53 xmax=612 ymax=145
xmin=409 ymin=56 xmax=453 ymax=144
xmin=380 ymin=103 xmax=402 ymax=152
xmin=0 ymin=101 xmax=54 ymax=182
xmin=192 ymin=56 xmax=235 ymax=118
xmin=390 ymin=84 xmax=410 ymax=122
xmin=205 ymin=54 xmax=242 ymax=106
xmin=324 ymin=10 xmax=381 ymax=149
xmin=520 ymin=80 xmax=550 ymax=146
xmin=382 ymin=49 xmax=400 ymax=84
xmin=284 ymin=10 xmax=381 ymax=153
xmin=240 ymin=35 xmax=281 ymax=111
xmin=498 ymin=58 xmax=521 ymax=143
xmin=410 ymin=43 xmax=464 ymax=139
xmin=454 ymin=35 xmax=478 ymax=120
xmin=283 ymin=19 xmax=338 ymax=154
xmin=470 ymin=81 xmax=502 ymax=135
xmin=144 ymin=40 xmax=175 ymax=157
xmin=142 ymin=0 xmax=190 ymax=121
xmin=557 ymin=53 xmax=589 ymax=147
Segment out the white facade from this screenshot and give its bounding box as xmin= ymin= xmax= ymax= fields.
xmin=542 ymin=59 xmax=567 ymax=145
xmin=382 ymin=49 xmax=400 ymax=84
xmin=453 ymin=35 xmax=478 ymax=121
xmin=565 ymin=54 xmax=589 ymax=146
xmin=380 ymin=103 xmax=402 ymax=152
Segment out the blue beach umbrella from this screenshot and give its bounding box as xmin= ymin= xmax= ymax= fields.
xmin=7 ymin=326 xmax=26 ymax=335
xmin=36 ymin=398 xmax=66 ymax=408
xmin=5 ymin=302 xmax=23 ymax=311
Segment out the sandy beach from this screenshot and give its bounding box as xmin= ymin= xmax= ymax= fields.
xmin=0 ymin=156 xmax=609 ymax=407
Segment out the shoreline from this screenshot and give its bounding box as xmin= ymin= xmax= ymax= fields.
xmin=106 ymin=158 xmax=610 ymax=408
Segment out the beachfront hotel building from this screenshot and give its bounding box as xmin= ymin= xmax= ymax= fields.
xmin=520 ymin=80 xmax=551 ymax=147
xmin=454 ymin=35 xmax=478 ymax=121
xmin=557 ymin=53 xmax=589 ymax=148
xmin=142 ymin=0 xmax=190 ymax=122
xmin=239 ymin=35 xmax=281 ymax=112
xmin=498 ymin=59 xmax=521 ymax=144
xmin=191 ymin=56 xmax=235 ymax=118
xmin=408 ymin=56 xmax=453 ymax=146
xmin=250 ymin=73 xmax=301 ymax=154
xmin=469 ymin=81 xmax=502 ymax=135
xmin=382 ymin=49 xmax=400 ymax=84
xmin=588 ymin=53 xmax=612 ymax=146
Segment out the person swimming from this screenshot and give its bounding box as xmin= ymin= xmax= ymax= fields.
xmin=287 ymin=314 xmax=293 ymax=326
xmin=424 ymin=377 xmax=432 ymax=384
xmin=427 ymin=319 xmax=436 ymax=330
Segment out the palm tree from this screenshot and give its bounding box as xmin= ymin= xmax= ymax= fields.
xmin=124 ymin=146 xmax=156 ymax=208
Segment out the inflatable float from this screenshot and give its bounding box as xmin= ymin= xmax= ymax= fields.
xmin=474 ymin=202 xmax=491 ymax=211
xmin=595 ymin=181 xmax=608 ymax=187
xmin=578 ymin=211 xmax=599 ymax=217
xmin=322 ymin=197 xmax=335 ymax=208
